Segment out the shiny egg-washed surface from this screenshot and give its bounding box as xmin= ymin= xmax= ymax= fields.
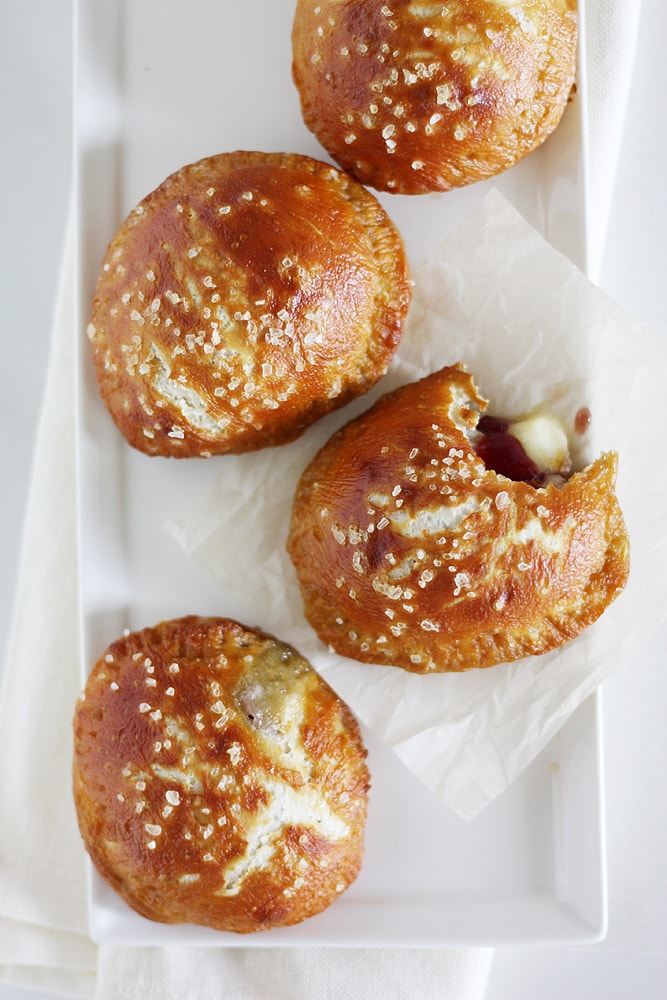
xmin=288 ymin=365 xmax=629 ymax=673
xmin=292 ymin=0 xmax=577 ymax=194
xmin=88 ymin=151 xmax=410 ymax=456
xmin=73 ymin=617 xmax=369 ymax=932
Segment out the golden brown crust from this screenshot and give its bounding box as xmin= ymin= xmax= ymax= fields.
xmin=292 ymin=0 xmax=578 ymax=194
xmin=72 ymin=617 xmax=370 ymax=932
xmin=287 ymin=365 xmax=630 ymax=673
xmin=87 ymin=151 xmax=411 ymax=456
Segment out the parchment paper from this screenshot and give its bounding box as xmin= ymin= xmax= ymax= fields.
xmin=166 ymin=190 xmax=667 ymax=819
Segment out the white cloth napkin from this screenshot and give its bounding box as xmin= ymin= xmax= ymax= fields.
xmin=0 ymin=223 xmax=97 ymax=996
xmin=583 ymin=0 xmax=642 ymax=280
xmin=0 ymin=1 xmax=642 ymax=996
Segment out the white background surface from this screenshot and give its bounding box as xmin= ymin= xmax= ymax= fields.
xmin=0 ymin=0 xmax=665 ymax=997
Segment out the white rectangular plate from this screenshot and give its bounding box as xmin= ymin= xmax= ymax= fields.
xmin=74 ymin=0 xmax=604 ymax=946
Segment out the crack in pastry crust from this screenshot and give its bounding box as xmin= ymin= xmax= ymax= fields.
xmin=287 ymin=365 xmax=630 ymax=673
xmin=87 ymin=151 xmax=411 ymax=457
xmin=73 ymin=617 xmax=370 ymax=932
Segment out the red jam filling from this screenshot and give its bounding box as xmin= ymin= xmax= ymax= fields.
xmin=475 ymin=414 xmax=544 ymax=484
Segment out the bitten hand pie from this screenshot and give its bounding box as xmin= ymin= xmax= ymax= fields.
xmin=287 ymin=365 xmax=630 ymax=673
xmin=72 ymin=617 xmax=370 ymax=933
xmin=292 ymin=0 xmax=577 ymax=194
xmin=87 ymin=150 xmax=410 ymax=457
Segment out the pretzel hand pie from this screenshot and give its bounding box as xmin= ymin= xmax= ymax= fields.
xmin=73 ymin=617 xmax=370 ymax=933
xmin=87 ymin=151 xmax=410 ymax=457
xmin=287 ymin=365 xmax=630 ymax=674
xmin=292 ymin=0 xmax=578 ymax=194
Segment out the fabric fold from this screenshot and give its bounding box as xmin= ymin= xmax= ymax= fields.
xmin=95 ymin=946 xmax=494 ymax=1000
